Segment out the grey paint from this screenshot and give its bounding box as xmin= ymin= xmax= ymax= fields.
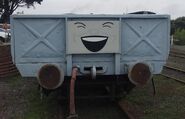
xmin=67 ymin=20 xmax=120 ymax=54
xmin=10 ymin=14 xmax=170 ymax=77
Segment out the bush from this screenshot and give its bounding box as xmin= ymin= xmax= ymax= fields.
xmin=173 ymin=29 xmax=185 ymax=45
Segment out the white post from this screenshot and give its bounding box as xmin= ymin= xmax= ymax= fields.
xmin=170 ymin=35 xmax=174 ymax=46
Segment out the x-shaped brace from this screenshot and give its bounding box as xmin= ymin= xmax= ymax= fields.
xmin=20 ymin=20 xmax=62 ymax=57
xmin=124 ymin=21 xmax=162 ymax=55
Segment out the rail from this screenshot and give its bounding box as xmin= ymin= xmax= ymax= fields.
xmin=118 ymin=101 xmax=136 ymax=119
xmin=170 ymin=50 xmax=185 ymax=59
xmin=161 ymin=65 xmax=185 ymax=84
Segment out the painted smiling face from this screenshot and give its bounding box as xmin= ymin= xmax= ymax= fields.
xmin=67 ymin=20 xmax=120 ymax=54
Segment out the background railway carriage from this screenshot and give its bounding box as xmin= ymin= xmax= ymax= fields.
xmin=10 ymin=14 xmax=170 ymax=93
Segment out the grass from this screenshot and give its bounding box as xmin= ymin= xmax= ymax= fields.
xmin=125 ymin=75 xmax=185 ymax=119
xmin=23 ymin=89 xmax=59 ymax=119
xmin=4 ymin=75 xmax=185 ymax=119
xmin=4 ymin=76 xmax=61 ymax=119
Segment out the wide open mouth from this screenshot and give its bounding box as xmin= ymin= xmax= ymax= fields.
xmin=81 ymin=36 xmax=108 ymax=52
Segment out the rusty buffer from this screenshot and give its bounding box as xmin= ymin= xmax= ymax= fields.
xmin=0 ymin=44 xmax=19 ymax=78
xmin=128 ymin=63 xmax=152 ymax=86
xmin=38 ymin=64 xmax=64 ymax=89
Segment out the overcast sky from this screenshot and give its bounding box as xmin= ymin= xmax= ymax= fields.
xmin=15 ymin=0 xmax=185 ymax=19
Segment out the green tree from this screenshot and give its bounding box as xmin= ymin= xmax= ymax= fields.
xmin=171 ymin=17 xmax=185 ymax=34
xmin=0 ymin=0 xmax=43 ymax=23
xmin=174 ymin=17 xmax=185 ymax=30
xmin=171 ymin=17 xmax=185 ymax=45
xmin=174 ymin=29 xmax=185 ymax=45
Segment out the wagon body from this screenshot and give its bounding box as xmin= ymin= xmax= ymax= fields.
xmin=10 ymin=14 xmax=170 ymax=79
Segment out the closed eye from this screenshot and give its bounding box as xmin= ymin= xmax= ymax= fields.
xmin=102 ymin=22 xmax=114 ymax=28
xmin=74 ymin=22 xmax=86 ymax=29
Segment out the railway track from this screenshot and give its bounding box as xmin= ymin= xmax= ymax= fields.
xmin=70 ymin=99 xmax=130 ymax=119
xmin=56 ymin=84 xmax=135 ymax=119
xmin=57 ymin=99 xmax=135 ymax=119
xmin=161 ymin=65 xmax=185 ymax=84
xmin=170 ymin=50 xmax=185 ymax=59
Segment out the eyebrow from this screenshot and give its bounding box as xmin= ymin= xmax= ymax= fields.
xmin=102 ymin=22 xmax=114 ymax=26
xmin=74 ymin=22 xmax=86 ymax=26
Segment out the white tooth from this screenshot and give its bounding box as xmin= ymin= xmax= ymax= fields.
xmin=82 ymin=37 xmax=107 ymax=42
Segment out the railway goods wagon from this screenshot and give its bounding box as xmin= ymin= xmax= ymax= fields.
xmin=10 ymin=14 xmax=170 ymax=89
